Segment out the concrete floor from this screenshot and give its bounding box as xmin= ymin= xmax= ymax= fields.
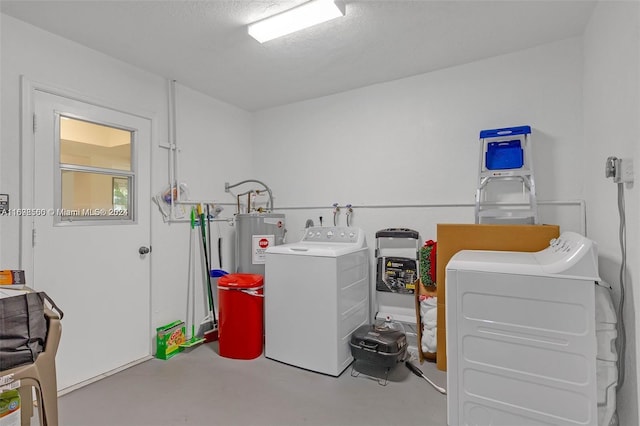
xmin=56 ymin=342 xmax=448 ymax=426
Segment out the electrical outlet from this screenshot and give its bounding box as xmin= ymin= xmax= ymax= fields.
xmin=605 ymin=156 xmax=619 ymax=179
xmin=618 ymin=158 xmax=634 ymax=183
xmin=605 ymin=156 xmax=634 ymax=183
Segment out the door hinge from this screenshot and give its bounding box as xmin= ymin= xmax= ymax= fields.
xmin=32 ymin=228 xmax=36 ymax=247
xmin=32 ymin=113 xmax=37 ymax=133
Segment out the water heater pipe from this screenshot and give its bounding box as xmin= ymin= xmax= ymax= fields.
xmin=225 ymin=179 xmax=274 ymax=212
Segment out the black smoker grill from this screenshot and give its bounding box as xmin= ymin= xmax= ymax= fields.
xmin=349 ymin=323 xmax=407 ymax=385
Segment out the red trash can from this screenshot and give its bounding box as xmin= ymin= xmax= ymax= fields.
xmin=217 ymin=273 xmax=264 ymax=360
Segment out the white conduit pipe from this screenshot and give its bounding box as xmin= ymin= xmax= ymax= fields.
xmin=272 ymin=200 xmax=587 ymax=236
xmin=167 ymin=79 xmax=176 ymax=212
xmin=171 ymin=81 xmax=181 ymax=203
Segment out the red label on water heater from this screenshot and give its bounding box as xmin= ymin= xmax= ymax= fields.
xmin=252 ymin=235 xmax=275 ymax=264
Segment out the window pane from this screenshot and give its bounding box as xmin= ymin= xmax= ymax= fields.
xmin=112 ymin=177 xmax=129 ymax=211
xmin=61 ymin=170 xmax=131 ymax=220
xmin=60 ymin=117 xmax=131 ymax=171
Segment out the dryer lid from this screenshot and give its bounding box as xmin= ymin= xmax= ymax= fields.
xmin=447 ymin=232 xmax=600 ymax=281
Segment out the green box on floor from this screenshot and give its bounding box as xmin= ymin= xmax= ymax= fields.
xmin=156 ymin=320 xmax=186 ymax=360
xmin=0 ymin=389 xmax=21 ymax=426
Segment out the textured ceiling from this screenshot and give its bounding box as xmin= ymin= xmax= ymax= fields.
xmin=1 ymin=1 xmax=596 ymax=111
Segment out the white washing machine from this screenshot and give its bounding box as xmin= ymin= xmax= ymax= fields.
xmin=446 ymin=231 xmax=610 ymax=426
xmin=264 ymin=226 xmax=369 ymax=376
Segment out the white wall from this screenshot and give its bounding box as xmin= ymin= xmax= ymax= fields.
xmin=0 ymin=14 xmax=253 ymax=334
xmin=253 ymin=37 xmax=585 ymax=258
xmin=251 ymin=36 xmax=589 ymax=360
xmin=583 ymin=2 xmax=640 ymax=424
xmin=150 ymin=83 xmax=253 ymax=326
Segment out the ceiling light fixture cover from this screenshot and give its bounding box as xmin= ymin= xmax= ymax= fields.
xmin=248 ymin=0 xmax=345 ymax=43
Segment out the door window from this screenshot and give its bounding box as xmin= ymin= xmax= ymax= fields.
xmin=56 ymin=115 xmax=134 ymax=223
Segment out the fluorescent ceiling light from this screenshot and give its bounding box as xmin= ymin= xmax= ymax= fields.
xmin=248 ymin=0 xmax=345 ymax=43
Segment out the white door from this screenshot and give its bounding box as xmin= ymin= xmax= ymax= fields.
xmin=29 ymin=90 xmax=152 ymax=391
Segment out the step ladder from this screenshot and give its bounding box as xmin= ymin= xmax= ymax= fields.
xmin=475 ymin=125 xmax=538 ymax=224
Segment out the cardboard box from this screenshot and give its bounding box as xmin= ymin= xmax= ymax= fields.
xmin=433 ymin=224 xmax=560 ymax=371
xmin=155 ymin=320 xmax=186 ymax=360
xmin=0 ymin=271 xmax=25 ymax=286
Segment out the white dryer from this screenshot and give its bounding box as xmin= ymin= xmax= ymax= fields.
xmin=446 ymin=232 xmax=604 ymax=426
xmin=264 ymin=226 xmax=369 ymax=376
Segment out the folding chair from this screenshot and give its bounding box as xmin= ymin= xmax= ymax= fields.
xmin=1 ymin=308 xmax=62 ymax=426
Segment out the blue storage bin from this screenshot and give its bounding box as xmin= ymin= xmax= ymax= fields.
xmin=485 ymin=140 xmax=523 ymax=170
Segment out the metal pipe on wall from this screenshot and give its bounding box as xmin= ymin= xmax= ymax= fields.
xmin=167 ymin=79 xmax=176 ymax=217
xmin=271 ymin=200 xmax=587 ymax=236
xmin=225 ymin=179 xmax=274 ymax=211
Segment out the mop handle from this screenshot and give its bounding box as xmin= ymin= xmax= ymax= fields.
xmin=198 ymin=204 xmax=216 ymax=321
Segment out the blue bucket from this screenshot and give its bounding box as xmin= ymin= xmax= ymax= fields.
xmin=486 ymin=140 xmax=523 ymax=170
xmin=210 ymin=269 xmax=229 ymax=292
xmin=211 ymin=269 xmax=229 ymax=278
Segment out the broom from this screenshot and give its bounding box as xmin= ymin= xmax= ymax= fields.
xmin=195 ymin=203 xmax=218 ymax=341
xmin=181 ymin=207 xmax=205 ymax=348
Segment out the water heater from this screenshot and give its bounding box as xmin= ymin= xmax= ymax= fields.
xmin=235 ymin=213 xmax=286 ymax=274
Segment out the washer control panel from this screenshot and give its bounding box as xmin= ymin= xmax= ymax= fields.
xmin=544 ymin=231 xmax=594 ymax=256
xmin=548 ymin=237 xmax=577 ymax=254
xmin=534 ymin=231 xmax=600 ymax=280
xmin=302 ymin=226 xmax=360 ymax=243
